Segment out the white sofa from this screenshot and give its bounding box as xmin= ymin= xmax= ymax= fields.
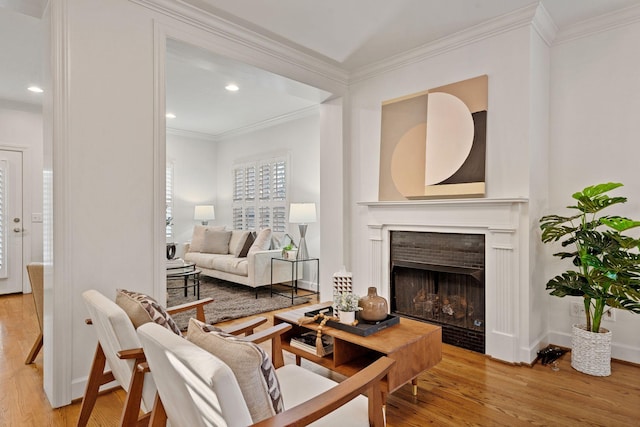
xmin=183 ymin=226 xmax=292 ymax=292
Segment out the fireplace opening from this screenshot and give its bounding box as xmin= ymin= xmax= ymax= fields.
xmin=390 ymin=231 xmax=485 ymax=353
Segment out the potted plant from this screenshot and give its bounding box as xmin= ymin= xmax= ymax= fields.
xmin=540 ymin=182 xmax=640 ymax=376
xmin=333 ymin=291 xmax=362 ymax=324
xmin=281 ymin=244 xmax=297 ymax=260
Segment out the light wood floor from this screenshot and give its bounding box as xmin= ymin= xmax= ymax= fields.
xmin=2 ymin=292 xmax=639 ymax=426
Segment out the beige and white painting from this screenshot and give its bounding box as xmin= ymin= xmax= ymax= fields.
xmin=379 ymin=75 xmax=487 ymax=200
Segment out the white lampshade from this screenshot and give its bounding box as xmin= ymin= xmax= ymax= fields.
xmin=289 ymin=203 xmax=316 ymax=224
xmin=194 ymin=205 xmax=215 ymax=222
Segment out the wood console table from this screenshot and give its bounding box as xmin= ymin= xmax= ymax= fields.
xmin=274 ymin=302 xmax=442 ymax=397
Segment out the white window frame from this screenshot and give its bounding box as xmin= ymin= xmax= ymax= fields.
xmin=232 ymin=154 xmax=289 ymax=233
xmin=166 ymin=163 xmax=174 ymax=240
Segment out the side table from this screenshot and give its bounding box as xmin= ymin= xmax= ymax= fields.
xmin=166 ymin=260 xmax=201 ymax=300
xmin=270 ymin=257 xmax=319 ymax=304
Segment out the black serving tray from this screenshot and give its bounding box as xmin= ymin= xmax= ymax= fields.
xmin=304 ymin=306 xmax=400 ymax=337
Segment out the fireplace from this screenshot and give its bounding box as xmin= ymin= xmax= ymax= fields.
xmin=361 ymin=198 xmax=529 ymax=363
xmin=390 ymin=231 xmax=485 ymax=353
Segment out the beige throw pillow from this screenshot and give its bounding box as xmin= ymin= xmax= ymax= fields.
xmin=201 ymin=230 xmax=232 ymax=254
xmin=229 ymin=230 xmax=250 ymax=257
xmin=249 ymin=228 xmax=272 ymax=254
xmin=115 ymin=289 xmax=182 ymax=336
xmin=190 ymin=225 xmax=225 ymax=252
xmin=187 ymin=318 xmax=284 ymax=423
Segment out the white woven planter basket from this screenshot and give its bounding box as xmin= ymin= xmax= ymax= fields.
xmin=571 ymin=324 xmax=611 ymax=376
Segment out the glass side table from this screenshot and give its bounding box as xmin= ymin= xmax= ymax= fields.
xmin=166 ymin=260 xmax=201 ymax=300
xmin=270 ymin=257 xmax=319 ymax=304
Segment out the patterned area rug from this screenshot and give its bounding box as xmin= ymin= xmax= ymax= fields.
xmin=166 ymin=276 xmax=310 ymax=330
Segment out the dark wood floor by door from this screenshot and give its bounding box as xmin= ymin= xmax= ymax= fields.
xmin=2 ymin=292 xmax=638 ymax=426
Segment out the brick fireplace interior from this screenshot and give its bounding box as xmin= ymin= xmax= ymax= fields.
xmin=390 ymin=231 xmax=485 ymax=353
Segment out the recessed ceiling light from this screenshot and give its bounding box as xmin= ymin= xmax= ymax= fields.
xmin=28 ymin=86 xmax=44 ymax=93
xmin=166 ymin=113 xmax=176 ymax=119
xmin=225 ymin=84 xmax=239 ymax=92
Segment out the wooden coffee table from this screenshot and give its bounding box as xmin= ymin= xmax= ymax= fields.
xmin=274 ymin=302 xmax=442 ymax=398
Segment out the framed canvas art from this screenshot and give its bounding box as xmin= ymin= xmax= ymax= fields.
xmin=379 ymin=75 xmax=487 ymax=200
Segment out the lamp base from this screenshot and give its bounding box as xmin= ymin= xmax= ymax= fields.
xmin=296 ymin=224 xmax=309 ymax=260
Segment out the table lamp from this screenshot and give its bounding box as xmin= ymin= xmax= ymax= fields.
xmin=194 ymin=205 xmax=215 ymax=225
xmin=289 ymin=203 xmax=316 ymax=260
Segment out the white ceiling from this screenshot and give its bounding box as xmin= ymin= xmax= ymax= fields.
xmin=165 ymin=39 xmax=332 ymax=137
xmin=1 ymin=0 xmax=639 ymax=136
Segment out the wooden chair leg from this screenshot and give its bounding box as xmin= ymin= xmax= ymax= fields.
xmin=24 ymin=332 xmax=43 ymax=364
xmin=368 ymin=383 xmax=385 ymax=427
xmin=149 ymin=394 xmax=168 ymax=427
xmin=120 ymin=357 xmax=148 ymax=427
xmin=77 ymin=344 xmax=116 ymax=427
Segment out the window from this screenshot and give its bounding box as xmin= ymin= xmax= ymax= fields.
xmin=232 ymin=156 xmax=288 ymax=232
xmin=166 ymin=163 xmax=174 ymax=239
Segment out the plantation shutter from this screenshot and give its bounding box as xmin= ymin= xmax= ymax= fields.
xmin=232 ymin=155 xmax=288 ymax=232
xmin=166 ymin=164 xmax=174 ymax=240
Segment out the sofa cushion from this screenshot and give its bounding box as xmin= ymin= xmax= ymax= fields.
xmin=238 ymin=232 xmax=255 ymax=258
xmin=184 ymin=252 xmax=232 ymax=270
xmin=229 ymin=230 xmax=250 ymax=257
xmin=115 ymin=289 xmax=182 ymax=336
xmin=201 ymin=230 xmax=232 ymax=254
xmin=187 ymin=318 xmax=284 ymax=423
xmin=249 ymin=228 xmax=272 ymax=254
xmin=190 ymin=225 xmax=225 ymax=252
xmin=212 ymin=256 xmax=249 ymax=276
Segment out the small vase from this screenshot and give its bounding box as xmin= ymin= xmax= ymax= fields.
xmin=339 ymin=310 xmax=355 ymax=324
xmin=166 ymin=243 xmax=176 ymax=260
xmin=358 ymin=287 xmax=388 ymax=322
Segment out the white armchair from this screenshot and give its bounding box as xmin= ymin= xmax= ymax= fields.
xmin=78 ymin=290 xmax=267 ymax=427
xmin=137 ymin=322 xmax=395 ymax=427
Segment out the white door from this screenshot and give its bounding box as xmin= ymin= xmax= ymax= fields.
xmin=0 ymin=150 xmax=23 ymax=294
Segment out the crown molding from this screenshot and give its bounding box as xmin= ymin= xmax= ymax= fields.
xmin=166 ymin=105 xmax=320 ymax=142
xmin=215 ymin=105 xmax=320 ymax=141
xmin=166 ymin=127 xmax=217 ymax=141
xmin=349 ymin=3 xmax=539 ymax=84
xmin=130 ymin=0 xmax=348 ymax=93
xmin=531 ymin=3 xmax=557 ymax=46
xmin=554 ymin=3 xmax=640 ymax=45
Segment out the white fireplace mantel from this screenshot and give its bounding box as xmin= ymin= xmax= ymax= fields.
xmin=359 ymin=198 xmax=529 ymax=363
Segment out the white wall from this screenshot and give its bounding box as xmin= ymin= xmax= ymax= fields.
xmin=166 ymin=131 xmax=217 ymax=256
xmin=48 ymin=0 xmax=160 ymax=406
xmin=215 ymin=112 xmax=321 ymax=262
xmin=547 ymin=21 xmax=640 ymax=362
xmin=0 ymin=103 xmax=44 ymax=281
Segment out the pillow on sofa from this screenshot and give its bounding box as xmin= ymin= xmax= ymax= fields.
xmin=238 ymin=232 xmax=255 ymax=258
xmin=201 ymin=230 xmax=232 ymax=254
xmin=249 ymin=228 xmax=272 ymax=254
xmin=115 ymin=289 xmax=182 ymax=336
xmin=229 ymin=230 xmax=250 ymax=257
xmin=187 ymin=318 xmax=284 ymax=423
xmin=190 ymin=225 xmax=225 ymax=252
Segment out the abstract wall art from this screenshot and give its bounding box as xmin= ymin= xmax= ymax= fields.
xmin=379 ymin=75 xmax=487 ymax=200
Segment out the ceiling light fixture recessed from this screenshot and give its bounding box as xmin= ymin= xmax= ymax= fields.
xmin=166 ymin=113 xmax=176 ymax=119
xmin=28 ymin=86 xmax=44 ymax=93
xmin=225 ymin=84 xmax=239 ymax=92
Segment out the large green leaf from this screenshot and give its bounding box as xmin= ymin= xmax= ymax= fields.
xmin=601 ymin=216 xmax=640 ymax=232
xmin=546 ymin=272 xmax=588 ymax=297
xmin=573 ymin=194 xmax=627 ymax=214
xmin=573 ymin=182 xmax=623 ymax=199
